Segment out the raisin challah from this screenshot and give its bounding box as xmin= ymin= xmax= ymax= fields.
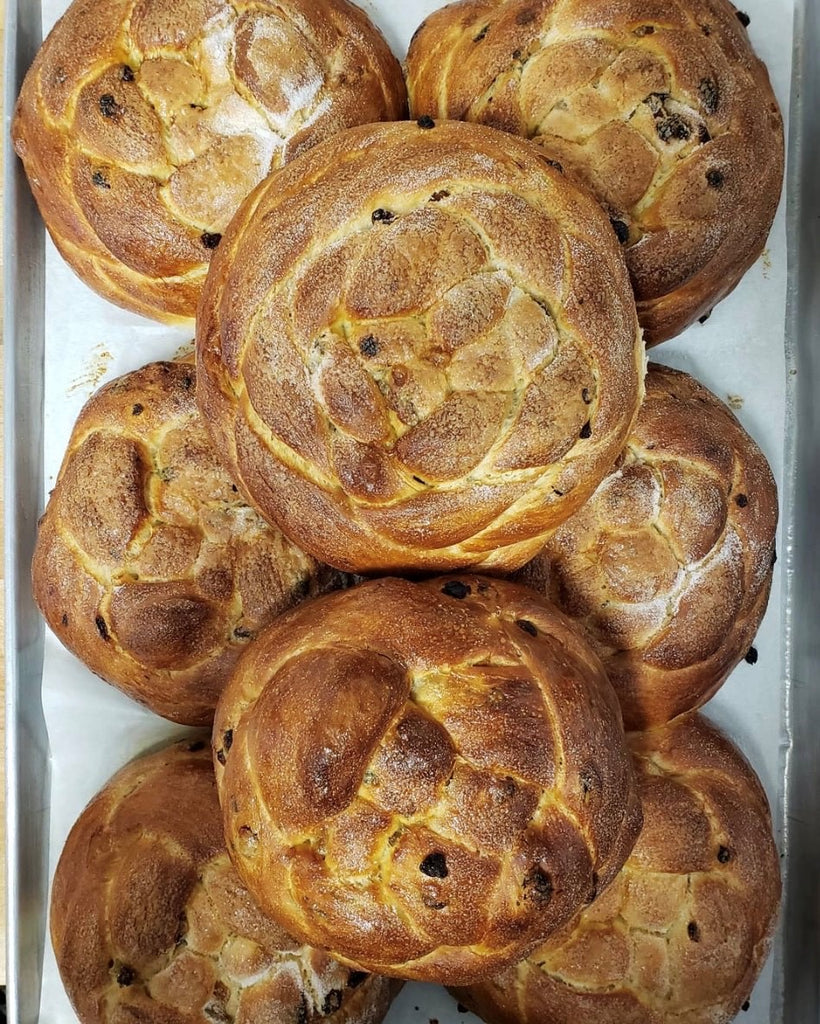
xmin=13 ymin=0 xmax=406 ymax=322
xmin=32 ymin=361 xmax=347 ymax=725
xmin=51 ymin=739 xmax=400 ymax=1024
xmin=407 ymin=0 xmax=784 ymax=344
xmin=515 ymin=364 xmax=778 ymax=729
xmin=452 ymin=713 xmax=781 ymax=1024
xmin=214 ymin=575 xmax=642 ymax=984
xmin=197 ymin=118 xmax=645 ymax=574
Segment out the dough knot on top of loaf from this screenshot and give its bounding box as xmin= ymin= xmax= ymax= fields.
xmin=196 ymin=119 xmax=645 ymax=574
xmin=12 ymin=0 xmax=407 ymax=320
xmin=406 ymin=0 xmax=785 ymax=343
xmin=213 ymin=575 xmax=643 ymax=984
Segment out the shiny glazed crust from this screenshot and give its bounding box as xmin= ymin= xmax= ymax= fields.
xmin=12 ymin=0 xmax=407 ymax=323
xmin=452 ymin=712 xmax=781 ymax=1024
xmin=515 ymin=364 xmax=778 ymax=729
xmin=213 ymin=575 xmax=643 ymax=984
xmin=32 ymin=362 xmax=347 ymax=725
xmin=50 ymin=740 xmax=400 ymax=1024
xmin=196 ymin=119 xmax=644 ymax=574
xmin=406 ymin=0 xmax=784 ymax=344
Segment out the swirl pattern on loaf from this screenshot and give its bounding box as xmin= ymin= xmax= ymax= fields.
xmin=12 ymin=0 xmax=407 ymax=321
xmin=197 ymin=119 xmax=644 ymax=574
xmin=407 ymin=0 xmax=784 ymax=344
xmin=214 ymin=575 xmax=642 ymax=984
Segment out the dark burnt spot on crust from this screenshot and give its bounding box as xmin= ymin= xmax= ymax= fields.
xmin=417 ymin=115 xmax=436 ymax=129
xmin=234 ymin=626 xmax=254 ymax=640
xmin=516 ymin=619 xmax=538 ymax=637
xmin=542 ymin=157 xmax=564 ymax=174
xmin=699 ymin=78 xmax=720 ymax=115
xmin=223 ymin=729 xmax=233 ymax=752
xmin=216 ymin=748 xmax=227 ymax=766
xmin=742 ymin=1000 xmax=751 ymax=1011
xmin=372 ymin=208 xmax=395 ymax=224
xmin=420 ymin=852 xmax=449 ymax=878
xmin=524 ymin=866 xmax=553 ymax=902
xmin=132 ymin=403 xmax=144 ymax=415
xmin=610 ymin=218 xmax=630 ymax=245
xmin=718 ymin=845 xmax=732 ymax=863
xmin=322 ymin=990 xmax=343 ymax=1015
xmin=182 ymin=373 xmax=194 ymax=390
xmin=699 ymin=309 xmax=713 ymax=324
xmin=201 ymin=232 xmax=222 ymax=250
xmin=582 ymin=387 xmax=592 ymax=404
xmin=585 ymin=871 xmax=599 ymax=904
xmin=442 ymin=580 xmax=470 ymax=599
xmin=92 ymin=169 xmax=111 ymax=189
xmin=473 ymin=25 xmax=489 ymax=42
xmin=634 ymin=24 xmax=655 ymax=35
xmin=347 ymin=971 xmax=368 ymax=988
xmin=120 ymin=65 xmax=135 ymax=82
xmin=116 ymin=964 xmax=136 ymax=986
xmin=688 ymin=921 xmax=701 ymax=942
xmin=580 ymin=421 xmax=592 ymax=439
xmin=736 ymin=10 xmax=751 ymax=27
xmin=657 ymin=114 xmax=691 ymax=142
xmin=699 ymin=124 xmax=712 ymax=144
xmin=745 ymin=646 xmax=759 ymax=664
xmin=99 ymin=93 xmax=122 ymax=119
xmin=95 ymin=615 xmax=110 ymax=641
xmin=706 ymin=168 xmax=725 ymax=189
xmin=61 ymin=613 xmax=69 ymax=627
xmin=516 ymin=8 xmax=536 ymax=25
xmin=430 ymin=190 xmax=451 ymax=202
xmin=735 ymin=493 xmax=749 ymax=508
xmin=360 ymin=335 xmax=379 ymax=357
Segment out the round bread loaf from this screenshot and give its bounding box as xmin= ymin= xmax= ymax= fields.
xmin=515 ymin=363 xmax=778 ymax=729
xmin=51 ymin=739 xmax=400 ymax=1024
xmin=32 ymin=361 xmax=348 ymax=725
xmin=213 ymin=575 xmax=643 ymax=984
xmin=452 ymin=712 xmax=781 ymax=1024
xmin=197 ymin=119 xmax=645 ymax=574
xmin=12 ymin=0 xmax=406 ymax=323
xmin=406 ymin=0 xmax=784 ymax=344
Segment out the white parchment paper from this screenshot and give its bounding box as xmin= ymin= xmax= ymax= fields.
xmin=33 ymin=0 xmax=794 ymax=1020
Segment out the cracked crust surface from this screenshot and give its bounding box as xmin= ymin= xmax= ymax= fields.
xmin=196 ymin=118 xmax=644 ymax=575
xmin=515 ymin=364 xmax=777 ymax=729
xmin=213 ymin=574 xmax=642 ymax=985
xmin=12 ymin=0 xmax=406 ymax=323
xmin=452 ymin=712 xmax=781 ymax=1024
xmin=406 ymin=0 xmax=784 ymax=344
xmin=50 ymin=739 xmax=401 ymax=1024
xmin=32 ymin=361 xmax=349 ymax=725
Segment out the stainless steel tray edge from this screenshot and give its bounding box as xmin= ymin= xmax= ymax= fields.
xmin=4 ymin=2 xmax=49 ymax=1021
xmin=781 ymin=0 xmax=820 ymax=1016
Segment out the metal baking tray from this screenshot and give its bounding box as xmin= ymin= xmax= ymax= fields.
xmin=4 ymin=0 xmax=818 ymax=1020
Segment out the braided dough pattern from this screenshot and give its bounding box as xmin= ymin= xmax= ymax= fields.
xmin=12 ymin=0 xmax=406 ymax=322
xmin=452 ymin=713 xmax=781 ymax=1024
xmin=214 ymin=576 xmax=642 ymax=984
xmin=51 ymin=741 xmax=400 ymax=1024
xmin=32 ymin=362 xmax=345 ymax=725
xmin=197 ymin=119 xmax=644 ymax=574
xmin=515 ymin=364 xmax=778 ymax=729
xmin=406 ymin=0 xmax=784 ymax=344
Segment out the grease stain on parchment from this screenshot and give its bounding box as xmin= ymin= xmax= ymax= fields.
xmin=727 ymin=394 xmax=744 ymax=411
xmin=761 ymin=249 xmax=772 ymax=278
xmin=173 ymin=340 xmax=196 ymax=364
xmin=68 ymin=344 xmax=112 ymax=395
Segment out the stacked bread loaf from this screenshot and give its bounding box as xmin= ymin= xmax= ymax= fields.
xmin=17 ymin=0 xmax=784 ymax=1022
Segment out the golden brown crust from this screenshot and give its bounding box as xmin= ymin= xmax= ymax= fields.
xmin=406 ymin=0 xmax=784 ymax=344
xmin=515 ymin=364 xmax=777 ymax=730
xmin=214 ymin=575 xmax=642 ymax=984
xmin=50 ymin=739 xmax=400 ymax=1024
xmin=452 ymin=712 xmax=781 ymax=1024
xmin=32 ymin=361 xmax=349 ymax=725
xmin=196 ymin=118 xmax=644 ymax=574
xmin=12 ymin=0 xmax=407 ymax=323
